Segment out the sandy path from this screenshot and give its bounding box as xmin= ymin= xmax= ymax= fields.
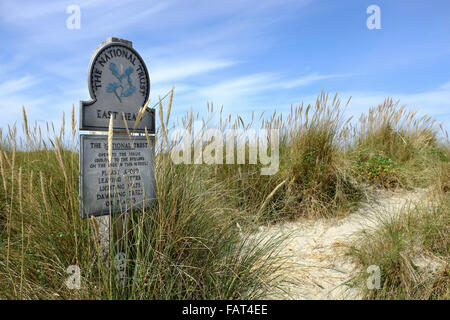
xmin=256 ymin=188 xmax=428 ymax=300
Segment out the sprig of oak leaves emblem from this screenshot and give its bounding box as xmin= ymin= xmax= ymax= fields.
xmin=106 ymin=62 xmax=136 ymax=103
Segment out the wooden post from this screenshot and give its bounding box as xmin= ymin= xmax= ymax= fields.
xmin=96 ymin=214 xmax=110 ymax=258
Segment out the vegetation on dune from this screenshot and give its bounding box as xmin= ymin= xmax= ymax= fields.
xmin=350 ymin=193 xmax=449 ymax=300
xmin=0 ymin=91 xmax=448 ymax=299
xmin=349 ymin=141 xmax=449 ymax=300
xmin=210 ymin=92 xmax=361 ymax=222
xmin=351 ymin=98 xmax=447 ymax=189
xmin=0 ymin=104 xmax=287 ymax=299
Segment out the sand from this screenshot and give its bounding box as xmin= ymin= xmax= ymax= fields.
xmin=253 ymin=188 xmax=429 ymax=299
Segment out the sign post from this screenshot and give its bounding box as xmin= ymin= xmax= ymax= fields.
xmin=79 ymin=37 xmax=155 ymax=257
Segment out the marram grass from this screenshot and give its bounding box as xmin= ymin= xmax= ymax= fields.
xmin=0 ymin=101 xmax=288 ymax=299
xmin=0 ymin=91 xmax=448 ymax=299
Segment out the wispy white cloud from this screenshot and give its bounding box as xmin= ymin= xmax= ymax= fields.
xmin=0 ymin=75 xmax=75 ymax=128
xmin=187 ymin=72 xmax=350 ymax=103
xmin=1 ymin=0 xmax=449 ymax=135
xmin=165 ymin=79 xmax=450 ymax=134
xmin=277 ymin=73 xmax=352 ymax=89
xmin=151 ymin=59 xmax=238 ymax=83
xmin=283 ymin=84 xmax=450 ymax=131
xmin=80 ymin=1 xmax=172 ymax=37
xmin=439 ymin=82 xmax=450 ymax=90
xmin=153 ymin=72 xmax=353 ymax=121
xmin=0 ymin=0 xmax=66 ymax=22
xmin=1 ymin=0 xmax=172 ymax=56
xmin=344 ymin=86 xmax=450 ymax=119
xmin=0 ymin=76 xmax=39 ymax=95
xmin=197 ymin=73 xmax=275 ymax=97
xmin=0 ymin=0 xmax=135 ymax=23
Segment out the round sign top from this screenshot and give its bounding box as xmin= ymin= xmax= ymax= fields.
xmin=88 ymin=40 xmax=150 ymax=108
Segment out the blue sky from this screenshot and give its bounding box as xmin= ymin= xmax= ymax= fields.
xmin=0 ymin=0 xmax=449 ymax=133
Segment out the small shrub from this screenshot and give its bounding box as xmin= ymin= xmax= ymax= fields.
xmin=358 ymin=153 xmax=401 ymax=188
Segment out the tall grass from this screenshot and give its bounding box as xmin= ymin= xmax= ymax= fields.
xmin=277 ymin=92 xmax=360 ymax=218
xmin=207 ymin=92 xmax=361 ymax=222
xmin=352 ymin=98 xmax=446 ymax=188
xmin=0 ymin=101 xmax=287 ymax=299
xmin=349 ymin=193 xmax=449 ymax=299
xmin=349 ymin=138 xmax=449 ymax=299
xmin=0 ymin=90 xmax=447 ymax=299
